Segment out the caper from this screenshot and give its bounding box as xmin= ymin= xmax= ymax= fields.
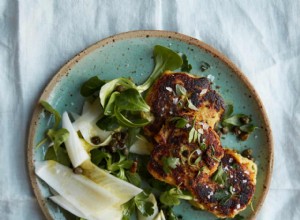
xmin=241 ymin=148 xmax=253 ymax=160
xmin=232 ymin=126 xmax=241 ymax=135
xmin=240 ymin=116 xmax=250 ymax=124
xmin=122 ymin=147 xmax=129 ymax=156
xmin=221 ymin=126 xmax=229 ymax=134
xmin=130 ymin=161 xmax=138 ymax=173
xmin=90 ymin=136 xmax=101 ymax=145
xmin=73 ymin=167 xmax=83 ymax=174
xmin=239 ymin=132 xmax=249 ymax=141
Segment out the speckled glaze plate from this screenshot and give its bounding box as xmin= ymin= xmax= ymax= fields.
xmin=27 ymin=30 xmax=273 ymax=220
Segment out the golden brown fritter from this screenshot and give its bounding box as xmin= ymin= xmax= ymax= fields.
xmin=147 ymin=122 xmax=224 ymax=189
xmin=144 ymin=71 xmax=225 ymax=138
xmin=189 ymin=149 xmax=257 ymax=218
xmin=145 ymin=71 xmax=256 ymax=218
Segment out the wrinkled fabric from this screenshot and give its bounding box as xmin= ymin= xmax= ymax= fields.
xmin=0 ymin=0 xmax=299 ymax=219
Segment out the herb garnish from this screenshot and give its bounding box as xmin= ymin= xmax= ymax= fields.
xmin=181 ymin=54 xmax=192 ymax=72
xmin=221 ymin=104 xmax=258 ymax=141
xmin=37 ymin=101 xmax=70 ymax=164
xmin=171 ymin=117 xmax=189 ymax=128
xmin=162 ymin=156 xmax=180 ymax=174
xmin=200 ymin=61 xmax=210 ymax=72
xmin=160 ymin=188 xmax=193 ymax=206
xmin=122 ymin=190 xmax=154 ymax=219
xmin=212 ymin=164 xmax=227 ymax=185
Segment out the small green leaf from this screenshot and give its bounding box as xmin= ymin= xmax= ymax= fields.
xmin=175 ymin=84 xmax=187 ymax=96
xmin=160 ymin=188 xmax=193 ymax=206
xmin=104 ymin=91 xmax=120 ymax=115
xmin=213 ymin=189 xmax=231 ymax=205
xmin=240 ymin=124 xmax=257 ymax=133
xmin=134 ymin=191 xmax=154 ymax=217
xmin=40 ymin=100 xmax=61 ymax=129
xmin=126 ymin=127 xmax=140 ymax=147
xmin=162 ymin=156 xmax=180 ymax=173
xmin=181 ymin=54 xmax=192 ymax=72
xmin=96 ymin=116 xmax=120 ymax=131
xmin=160 ymin=191 xmax=180 ymax=206
xmin=100 ymin=78 xmax=137 ymax=107
xmin=122 ymin=199 xmax=135 ymax=220
xmin=44 ymin=146 xmax=71 ymax=167
xmin=47 ymin=128 xmax=69 ymax=155
xmin=114 ymin=108 xmax=150 ymax=128
xmin=187 ymin=99 xmax=198 ymax=111
xmin=80 ymin=76 xmax=105 ymax=97
xmin=199 ymin=143 xmax=207 ymax=151
xmin=212 ymin=165 xmax=228 ymax=185
xmin=171 ymin=117 xmax=189 ymax=128
xmin=90 ymin=149 xmax=111 ymax=166
xmin=223 ymin=104 xmax=234 ymax=119
xmin=125 ymin=171 xmax=142 ymax=187
xmin=138 ymin=45 xmax=183 ymax=92
xmin=223 ymin=114 xmax=248 ymax=126
xmin=115 ymin=89 xmax=150 ymax=112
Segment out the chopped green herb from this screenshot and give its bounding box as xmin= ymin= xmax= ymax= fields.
xmin=160 ymin=188 xmax=193 ymax=206
xmin=187 ymin=99 xmax=198 ymax=111
xmin=122 ymin=191 xmax=155 ymax=219
xmin=200 ymin=61 xmax=210 ymax=72
xmin=162 ymin=156 xmax=180 ymax=173
xmin=212 ymin=165 xmax=227 ymax=185
xmin=175 ymin=84 xmax=187 ymax=96
xmin=200 ymin=143 xmax=207 ymax=151
xmin=134 ymin=191 xmax=154 ymax=217
xmin=181 ymin=54 xmax=192 ymax=72
xmin=240 ymin=124 xmax=257 ymax=133
xmin=171 ymin=117 xmax=189 ymax=128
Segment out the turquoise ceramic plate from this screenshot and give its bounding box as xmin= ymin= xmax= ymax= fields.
xmin=28 ymin=30 xmax=273 ymax=220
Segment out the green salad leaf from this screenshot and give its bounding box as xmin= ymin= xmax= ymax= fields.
xmin=96 ymin=115 xmax=120 ymax=131
xmin=125 ymin=171 xmax=142 ymax=187
xmin=104 ymin=91 xmax=120 ymax=115
xmin=80 ymin=76 xmax=105 ymax=97
xmin=114 ymin=109 xmax=150 ymax=128
xmin=138 ymin=45 xmax=183 ymax=92
xmin=47 ymin=128 xmax=69 ymax=154
xmin=100 ymin=78 xmax=137 ymax=108
xmin=115 ymin=89 xmax=150 ymax=112
xmin=44 ymin=146 xmax=71 ymax=167
xmin=40 ymin=100 xmax=61 ymax=129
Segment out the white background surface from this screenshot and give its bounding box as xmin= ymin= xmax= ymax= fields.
xmin=1 ymin=0 xmax=300 ymax=219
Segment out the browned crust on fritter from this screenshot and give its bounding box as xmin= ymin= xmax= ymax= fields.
xmin=190 ymin=149 xmax=257 ymax=218
xmin=144 ymin=72 xmax=225 ymax=138
xmin=147 ymin=122 xmax=224 ymax=189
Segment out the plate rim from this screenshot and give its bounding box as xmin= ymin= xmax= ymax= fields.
xmin=27 ymin=30 xmax=274 ymax=220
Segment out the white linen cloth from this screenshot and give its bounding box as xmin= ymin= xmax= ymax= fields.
xmin=0 ymin=0 xmax=299 ymax=219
